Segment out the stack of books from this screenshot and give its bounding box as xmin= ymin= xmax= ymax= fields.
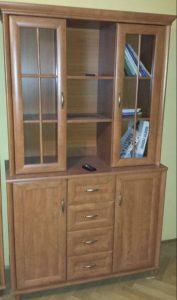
xmin=124 ymin=43 xmax=151 ymax=77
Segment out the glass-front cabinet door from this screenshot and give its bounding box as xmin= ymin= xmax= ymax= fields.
xmin=112 ymin=24 xmax=167 ymax=167
xmin=9 ymin=16 xmax=66 ymax=174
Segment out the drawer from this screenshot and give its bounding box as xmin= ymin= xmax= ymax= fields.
xmin=67 ymin=227 xmax=113 ymax=257
xmin=67 ymin=251 xmax=112 ymax=280
xmin=67 ymin=202 xmax=114 ymax=231
xmin=68 ymin=176 xmax=115 ymax=205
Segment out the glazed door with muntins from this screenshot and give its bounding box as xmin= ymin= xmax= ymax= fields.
xmin=9 ymin=16 xmax=66 ymax=174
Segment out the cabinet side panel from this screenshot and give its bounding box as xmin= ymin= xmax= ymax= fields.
xmin=2 ymin=14 xmax=15 ymax=176
xmin=155 ymin=26 xmax=171 ymax=164
xmin=154 ymin=170 xmax=167 ymax=267
xmin=6 ymin=183 xmax=17 ymax=290
xmin=0 ymin=181 xmax=5 ymax=289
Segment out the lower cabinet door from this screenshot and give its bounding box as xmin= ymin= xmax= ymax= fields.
xmin=13 ymin=179 xmax=67 ymax=289
xmin=113 ymin=171 xmax=165 ymax=273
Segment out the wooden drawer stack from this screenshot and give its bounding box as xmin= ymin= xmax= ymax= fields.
xmin=67 ymin=175 xmax=115 ymax=280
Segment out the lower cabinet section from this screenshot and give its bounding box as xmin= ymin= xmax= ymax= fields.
xmin=7 ymin=167 xmax=167 ymax=293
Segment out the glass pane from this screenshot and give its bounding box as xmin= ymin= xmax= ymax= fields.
xmin=22 ymin=78 xmax=39 ymax=121
xmin=122 ymin=78 xmax=137 ymax=112
xmin=39 ymin=29 xmax=57 ymax=74
xmin=140 ymin=35 xmax=155 ymax=77
xmin=124 ymin=34 xmax=139 ymax=77
xmin=24 ymin=124 xmax=40 ymax=164
xmin=42 ymin=124 xmax=57 ymax=163
xmin=134 ymin=120 xmax=150 ymax=158
xmin=20 ymin=28 xmax=38 ymax=74
xmin=137 ymin=79 xmax=151 ymax=118
xmin=41 ymin=78 xmax=57 ymax=120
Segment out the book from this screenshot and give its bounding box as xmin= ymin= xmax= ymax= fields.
xmin=124 ymin=43 xmax=151 ymax=77
xmin=120 ymin=120 xmax=149 ymax=158
xmin=125 ymin=47 xmax=138 ymax=76
xmin=126 ymin=43 xmax=151 ymax=77
xmin=135 ymin=121 xmax=149 ymax=157
xmin=122 ymin=108 xmax=142 ymax=116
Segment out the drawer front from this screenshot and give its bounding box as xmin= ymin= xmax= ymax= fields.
xmin=68 ymin=176 xmax=115 ymax=205
xmin=67 ymin=202 xmax=114 ymax=231
xmin=67 ymin=251 xmax=112 ymax=280
xmin=67 ymin=227 xmax=113 ymax=257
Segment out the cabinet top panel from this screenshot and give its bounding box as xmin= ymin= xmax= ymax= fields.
xmin=5 ymin=158 xmax=167 ymax=183
xmin=0 ymin=1 xmax=176 ymax=25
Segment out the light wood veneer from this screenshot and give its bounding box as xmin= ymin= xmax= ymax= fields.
xmin=0 ymin=2 xmax=175 ymax=299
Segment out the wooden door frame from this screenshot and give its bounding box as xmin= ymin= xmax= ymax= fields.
xmin=9 ymin=16 xmax=67 ymax=174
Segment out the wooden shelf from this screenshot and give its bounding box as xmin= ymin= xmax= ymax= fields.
xmin=25 ymin=155 xmax=57 ymax=165
xmin=21 ymin=74 xmax=57 ymax=78
xmin=67 ymin=113 xmax=112 ymax=124
xmin=122 ymin=115 xmax=150 ymax=121
xmin=124 ymin=76 xmax=152 ymax=80
xmin=67 ymin=75 xmax=114 ymax=80
xmin=24 ymin=114 xmax=58 ymax=123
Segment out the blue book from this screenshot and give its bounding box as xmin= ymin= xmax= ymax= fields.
xmin=126 ymin=44 xmax=144 ymax=76
xmin=126 ymin=43 xmax=151 ymax=77
xmin=125 ymin=48 xmax=137 ymax=76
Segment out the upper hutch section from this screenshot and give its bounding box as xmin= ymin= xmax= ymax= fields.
xmin=0 ymin=2 xmax=175 ymax=176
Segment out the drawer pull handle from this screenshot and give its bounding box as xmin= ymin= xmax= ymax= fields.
xmin=83 ymin=239 xmax=98 ymax=245
xmin=85 ymin=188 xmax=99 ymax=193
xmin=83 ymin=263 xmax=96 ymax=269
xmin=85 ymin=214 xmax=98 ymax=219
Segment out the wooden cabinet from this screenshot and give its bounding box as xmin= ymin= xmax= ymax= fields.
xmin=113 ymin=171 xmax=165 ymax=273
xmin=12 ymin=179 xmax=66 ymax=289
xmin=0 ymin=181 xmax=5 ymax=290
xmin=0 ymin=1 xmax=175 ymax=298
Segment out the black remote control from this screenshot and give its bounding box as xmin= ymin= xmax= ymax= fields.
xmin=82 ymin=164 xmax=96 ymax=172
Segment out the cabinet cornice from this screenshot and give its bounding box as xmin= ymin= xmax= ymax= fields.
xmin=0 ymin=1 xmax=176 ymax=25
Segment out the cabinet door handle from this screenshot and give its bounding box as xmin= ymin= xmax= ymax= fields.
xmin=82 ymin=239 xmax=98 ymax=245
xmin=85 ymin=214 xmax=98 ymax=219
xmin=61 ymin=199 xmax=65 ymax=214
xmin=61 ymin=92 xmax=64 ymax=109
xmin=82 ymin=263 xmax=96 ymax=269
xmin=118 ymin=94 xmax=121 ymax=108
xmin=85 ymin=188 xmax=99 ymax=193
xmin=117 ymin=193 xmax=123 ymax=206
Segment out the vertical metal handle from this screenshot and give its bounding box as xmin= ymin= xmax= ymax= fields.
xmin=117 ymin=193 xmax=123 ymax=206
xmin=61 ymin=92 xmax=64 ymax=109
xmin=61 ymin=199 xmax=65 ymax=214
xmin=118 ymin=94 xmax=121 ymax=108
